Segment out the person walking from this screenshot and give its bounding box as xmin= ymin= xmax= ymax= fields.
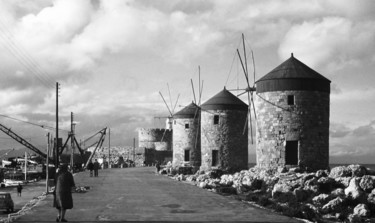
xmin=87 ymin=161 xmax=94 ymax=177
xmin=93 ymin=159 xmax=100 ymax=177
xmin=17 ymin=183 xmax=23 ymax=197
xmin=54 ymin=164 xmax=75 ymax=222
xmin=155 ymin=161 xmax=160 ymax=173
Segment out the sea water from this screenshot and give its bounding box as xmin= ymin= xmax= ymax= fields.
xmin=248 ymin=163 xmax=375 ymax=171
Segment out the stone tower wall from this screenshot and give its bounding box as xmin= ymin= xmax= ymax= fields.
xmin=201 ymin=109 xmax=248 ymax=172
xmin=172 ymin=117 xmax=201 ymax=169
xmin=255 ymin=91 xmax=330 ymax=170
xmin=138 ymin=128 xmax=172 ymax=151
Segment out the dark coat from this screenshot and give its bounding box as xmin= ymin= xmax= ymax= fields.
xmin=17 ymin=184 xmax=22 ymax=193
xmin=87 ymin=162 xmax=94 ymax=171
xmin=54 ymin=170 xmax=75 ymax=210
xmin=93 ymin=161 xmax=100 ymax=170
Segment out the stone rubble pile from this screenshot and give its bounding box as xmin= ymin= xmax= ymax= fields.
xmin=166 ymin=164 xmax=375 ymax=222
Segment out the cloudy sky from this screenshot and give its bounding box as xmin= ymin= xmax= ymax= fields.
xmin=0 ymin=0 xmax=374 ymax=164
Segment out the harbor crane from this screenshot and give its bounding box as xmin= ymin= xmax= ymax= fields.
xmin=0 ymin=119 xmax=107 ymax=168
xmin=83 ymin=127 xmax=107 ymax=168
xmin=0 ymin=123 xmax=54 ymax=163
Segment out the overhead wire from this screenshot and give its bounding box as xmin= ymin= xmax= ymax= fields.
xmin=0 ymin=16 xmax=55 ymax=89
xmin=0 ymin=113 xmax=69 ymax=133
xmin=0 ymin=15 xmax=56 ymax=85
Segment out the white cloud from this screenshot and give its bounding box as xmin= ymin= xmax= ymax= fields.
xmin=278 ymin=17 xmax=375 ymax=72
xmin=0 ymin=0 xmax=374 ymax=158
xmin=330 ymin=121 xmax=375 ymax=161
xmin=331 ymin=88 xmax=375 ymax=102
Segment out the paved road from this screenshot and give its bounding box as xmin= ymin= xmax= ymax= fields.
xmin=0 ymin=181 xmax=46 ymax=217
xmin=15 ymin=167 xmax=301 ymax=222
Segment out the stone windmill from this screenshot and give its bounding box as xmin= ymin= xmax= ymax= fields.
xmin=254 ymin=53 xmax=331 ymax=171
xmin=232 ymin=34 xmax=331 ymax=171
xmin=138 ymin=85 xmax=178 ymax=154
xmin=172 ymin=68 xmax=203 ymax=172
xmin=200 ymin=88 xmax=248 ymax=172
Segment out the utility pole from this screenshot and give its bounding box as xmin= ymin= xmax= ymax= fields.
xmin=70 ymin=112 xmax=76 ymax=171
xmin=108 ymin=128 xmax=110 ymax=168
xmin=24 ymin=150 xmax=27 ymax=181
xmin=55 ymin=82 xmax=60 ymax=169
xmin=46 ymin=132 xmax=50 ymax=193
xmin=133 ymin=137 xmax=135 ymax=166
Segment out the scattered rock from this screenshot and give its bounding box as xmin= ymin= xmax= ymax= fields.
xmin=315 ymin=170 xmax=328 ymax=178
xmin=367 ymin=193 xmax=375 ymax=204
xmin=249 ymin=178 xmax=263 ymax=191
xmin=347 ymin=214 xmax=362 ymax=223
xmin=303 ymin=176 xmax=318 ymax=192
xmin=196 ymin=174 xmax=209 ymax=182
xmin=186 ymin=175 xmax=196 ymax=182
xmin=335 ymin=177 xmax=352 ymax=188
xmin=217 ymin=186 xmax=237 ymax=195
xmin=220 ymin=174 xmax=233 ymax=186
xmin=176 ymin=174 xmax=186 ymax=181
xmin=353 ymin=204 xmax=370 ymax=217
xmin=329 ymin=166 xmax=352 ymax=178
xmin=236 ymin=185 xmax=251 ymax=194
xmin=294 ymin=187 xmax=311 ymax=202
xmin=272 ymin=183 xmax=294 ymax=202
xmin=359 ymin=175 xmax=375 ymax=192
xmin=322 ymin=197 xmax=345 ymax=213
xmin=300 ymin=203 xmax=319 ymax=221
xmin=237 ymin=190 xmax=264 ymax=202
xmin=345 ymin=178 xmax=365 ymax=201
xmin=348 ymin=164 xmax=367 ymax=177
xmin=171 ymin=165 xmax=375 ymax=223
xmin=331 ymin=188 xmax=345 ymax=198
xmin=289 ymin=167 xmax=302 ymax=173
xmin=207 ymin=169 xmax=224 ymax=179
xmin=312 ymin=194 xmax=330 ymax=206
xmin=303 ymin=184 xmax=319 ymax=195
xmin=198 ymin=182 xmax=207 ymax=189
xmin=317 ymin=177 xmax=335 ymax=193
xmin=240 ymin=175 xmax=252 ymax=187
xmin=207 ymin=179 xmax=220 ymax=189
xmin=278 ymin=166 xmax=288 ymax=173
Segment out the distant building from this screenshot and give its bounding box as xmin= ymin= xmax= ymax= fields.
xmin=138 ymin=126 xmax=173 ymax=165
xmin=172 ymin=102 xmax=201 ymax=171
xmin=255 ymin=53 xmax=331 ymax=171
xmin=200 ymin=88 xmax=248 ymax=172
xmin=138 ymin=128 xmax=172 ymax=151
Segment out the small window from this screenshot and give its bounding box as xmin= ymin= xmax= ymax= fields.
xmin=213 ymin=115 xmax=219 ymax=125
xmin=212 ymin=150 xmax=219 ymax=166
xmin=288 ymin=95 xmax=294 ymax=105
xmin=174 ymin=120 xmax=176 ymax=125
xmin=184 ymin=150 xmax=190 ymax=161
xmin=185 ymin=123 xmax=189 ymax=129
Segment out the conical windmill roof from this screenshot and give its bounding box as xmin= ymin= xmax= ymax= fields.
xmin=201 ymin=88 xmax=248 ymax=111
xmin=256 ymin=53 xmax=331 ymax=93
xmin=174 ymin=102 xmax=200 ymax=119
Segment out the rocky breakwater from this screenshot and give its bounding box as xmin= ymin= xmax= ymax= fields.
xmin=167 ymin=165 xmax=375 ymax=222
